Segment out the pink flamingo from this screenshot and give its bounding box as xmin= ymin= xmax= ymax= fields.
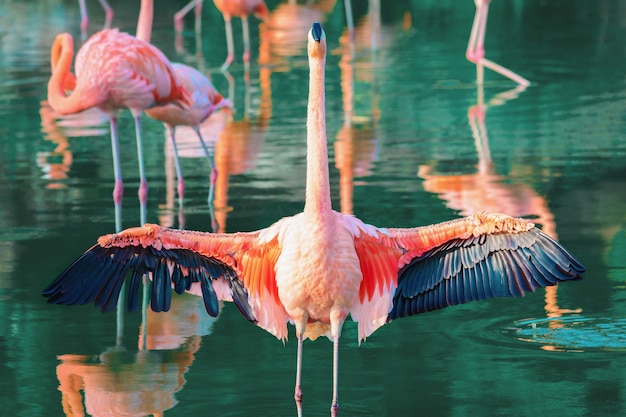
xmin=174 ymin=0 xmax=269 ymax=71
xmin=466 ymin=0 xmax=530 ymax=86
xmin=47 ymin=29 xmax=191 ymax=230
xmin=77 ymin=0 xmax=114 ymax=40
xmin=43 ymin=23 xmax=583 ymax=416
xmin=136 ymin=0 xmax=232 ymax=210
xmin=146 ymin=64 xmax=231 ymax=208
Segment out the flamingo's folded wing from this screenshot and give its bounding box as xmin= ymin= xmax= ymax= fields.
xmin=42 ymin=224 xmax=260 ymax=322
xmin=386 ymin=212 xmax=584 ymax=321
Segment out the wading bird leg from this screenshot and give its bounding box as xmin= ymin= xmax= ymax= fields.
xmin=221 ymin=16 xmax=235 ymax=71
xmin=133 ymin=114 xmax=148 ymax=224
xmin=109 ymin=117 xmax=123 ymax=232
xmin=295 ymin=332 xmax=303 ymax=417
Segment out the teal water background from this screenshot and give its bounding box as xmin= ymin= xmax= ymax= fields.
xmin=1 ymin=1 xmax=626 ymax=416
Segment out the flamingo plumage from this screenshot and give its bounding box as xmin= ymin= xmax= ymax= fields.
xmin=43 ymin=22 xmax=583 ymax=416
xmin=466 ymin=0 xmax=530 ymax=86
xmin=47 ymin=29 xmax=191 ymax=229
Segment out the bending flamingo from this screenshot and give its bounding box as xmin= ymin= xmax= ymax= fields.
xmin=136 ymin=0 xmax=232 ymax=210
xmin=466 ymin=0 xmax=530 ymax=86
xmin=47 ymin=29 xmax=190 ymax=230
xmin=43 ymin=23 xmax=583 ymax=416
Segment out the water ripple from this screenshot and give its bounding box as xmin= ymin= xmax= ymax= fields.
xmin=505 ymin=315 xmax=626 ymax=352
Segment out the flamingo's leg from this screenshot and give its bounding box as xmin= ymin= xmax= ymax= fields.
xmin=242 ymin=15 xmax=251 ymax=71
xmin=330 ymin=334 xmax=340 ymax=416
xmin=168 ymin=126 xmax=186 ymax=209
xmin=194 ymin=0 xmax=203 ymax=35
xmin=133 ymin=114 xmax=148 ymax=225
xmin=174 ymin=0 xmax=203 ymax=32
xmin=193 ymin=127 xmax=216 ymax=209
xmin=97 ymin=0 xmax=114 ymax=28
xmin=109 ymin=116 xmax=123 ymax=233
xmin=466 ymin=0 xmax=529 ymax=86
xmin=295 ymin=332 xmax=304 ymax=417
xmin=344 ymin=0 xmax=355 ymax=54
xmin=78 ymin=0 xmax=89 ymax=40
xmin=221 ymin=16 xmax=235 ymax=71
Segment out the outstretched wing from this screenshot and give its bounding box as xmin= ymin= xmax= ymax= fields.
xmin=42 ymin=224 xmax=285 ymax=330
xmin=385 ymin=212 xmax=584 ymax=321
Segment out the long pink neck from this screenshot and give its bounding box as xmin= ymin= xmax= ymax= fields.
xmin=136 ymin=0 xmax=153 ymax=43
xmin=47 ymin=34 xmax=102 ymax=115
xmin=304 ymin=51 xmax=331 ymax=216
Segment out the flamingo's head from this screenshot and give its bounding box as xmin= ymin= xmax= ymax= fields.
xmin=308 ymin=22 xmax=326 ymax=60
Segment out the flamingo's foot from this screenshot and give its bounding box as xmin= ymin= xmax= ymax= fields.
xmin=113 ymin=181 xmax=124 ymax=205
xmin=138 ymin=180 xmax=148 ymax=205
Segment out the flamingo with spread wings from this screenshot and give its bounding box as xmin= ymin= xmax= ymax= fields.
xmin=43 ymin=22 xmax=583 ymax=416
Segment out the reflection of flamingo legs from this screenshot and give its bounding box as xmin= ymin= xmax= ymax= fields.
xmin=335 ymin=21 xmax=380 ymax=216
xmin=174 ymin=0 xmax=203 ymax=33
xmin=466 ymin=0 xmax=530 ymax=86
xmin=78 ymin=0 xmax=114 ymax=40
xmin=57 ymin=294 xmax=216 ymax=416
xmin=421 ymin=83 xmax=582 ymax=335
xmin=343 ymin=0 xmax=381 ymax=53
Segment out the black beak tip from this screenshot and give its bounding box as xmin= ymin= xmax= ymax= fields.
xmin=312 ymin=22 xmax=322 ymax=43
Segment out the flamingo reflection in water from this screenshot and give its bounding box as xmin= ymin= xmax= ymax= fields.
xmin=159 ymin=59 xmax=270 ymax=232
xmin=418 ymin=83 xmax=582 ymax=338
xmin=44 ymin=23 xmax=584 ymax=416
xmin=38 ymin=100 xmax=109 ymax=189
xmin=334 ymin=8 xmax=383 ymax=215
xmin=342 ymin=0 xmax=381 ymax=53
xmin=466 ymin=0 xmax=530 ymax=86
xmin=257 ymin=0 xmax=334 ymax=71
xmin=56 ymin=295 xmax=217 ymax=417
xmin=212 ymin=70 xmax=271 ymax=233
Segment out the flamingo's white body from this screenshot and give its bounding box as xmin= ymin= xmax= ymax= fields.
xmin=44 ymin=23 xmax=583 ymax=416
